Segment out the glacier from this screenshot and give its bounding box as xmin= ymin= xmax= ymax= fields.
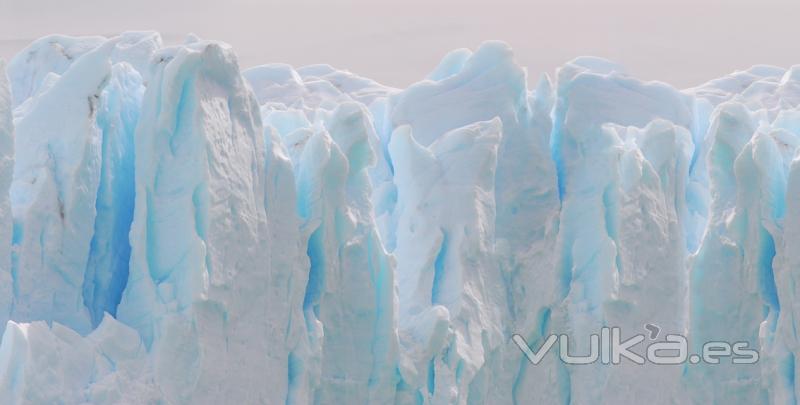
xmin=0 ymin=32 xmax=799 ymax=404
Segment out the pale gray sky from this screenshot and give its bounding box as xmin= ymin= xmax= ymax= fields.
xmin=0 ymin=0 xmax=798 ymax=89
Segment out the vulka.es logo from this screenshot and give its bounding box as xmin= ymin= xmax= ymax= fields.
xmin=512 ymin=324 xmax=759 ymax=366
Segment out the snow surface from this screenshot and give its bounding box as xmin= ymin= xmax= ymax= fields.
xmin=0 ymin=32 xmax=799 ymax=404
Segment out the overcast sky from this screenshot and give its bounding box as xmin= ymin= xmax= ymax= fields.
xmin=1 ymin=0 xmax=798 ymax=89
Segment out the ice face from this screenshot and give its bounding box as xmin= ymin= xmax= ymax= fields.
xmin=9 ymin=39 xmax=119 ymax=335
xmin=390 ymin=118 xmax=505 ymax=403
xmin=113 ymin=40 xmax=307 ymax=404
xmin=0 ymin=61 xmax=13 ymax=337
xmin=2 ymin=32 xmax=800 ymax=404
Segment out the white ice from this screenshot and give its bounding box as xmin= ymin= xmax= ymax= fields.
xmin=0 ymin=32 xmax=799 ymax=404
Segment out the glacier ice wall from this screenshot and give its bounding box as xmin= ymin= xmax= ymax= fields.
xmin=1 ymin=32 xmax=800 ymax=404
